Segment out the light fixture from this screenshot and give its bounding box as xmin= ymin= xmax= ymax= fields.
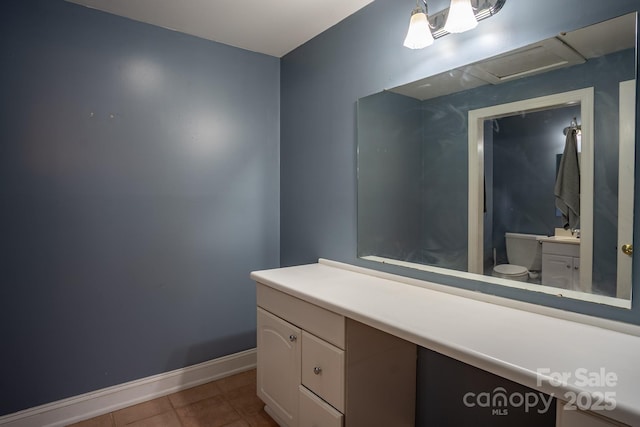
xmin=443 ymin=0 xmax=478 ymax=33
xmin=403 ymin=0 xmax=506 ymax=48
xmin=403 ymin=0 xmax=434 ymax=49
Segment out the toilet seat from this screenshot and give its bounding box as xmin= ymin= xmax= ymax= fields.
xmin=492 ymin=264 xmax=529 ymax=282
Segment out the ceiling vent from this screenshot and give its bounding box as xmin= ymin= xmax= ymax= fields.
xmin=466 ymin=38 xmax=586 ymax=84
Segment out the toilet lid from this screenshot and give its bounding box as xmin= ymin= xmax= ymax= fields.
xmin=494 ymin=264 xmax=528 ymax=276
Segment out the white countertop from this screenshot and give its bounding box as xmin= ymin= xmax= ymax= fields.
xmin=538 ymin=236 xmax=581 ymax=245
xmin=251 ymin=260 xmax=640 ymax=426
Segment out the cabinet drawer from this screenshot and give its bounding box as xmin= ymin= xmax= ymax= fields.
xmin=542 ymin=241 xmax=580 ymax=257
xmin=299 ymin=385 xmax=343 ymax=427
xmin=302 ymin=331 xmax=345 ymax=413
xmin=257 ymin=283 xmax=345 ymax=349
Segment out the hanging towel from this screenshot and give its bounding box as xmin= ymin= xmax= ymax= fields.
xmin=554 ymin=129 xmax=580 ymax=229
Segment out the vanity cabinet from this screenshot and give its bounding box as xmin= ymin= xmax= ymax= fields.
xmin=541 ymin=241 xmax=580 ymax=289
xmin=252 ymin=261 xmax=640 ymax=427
xmin=256 ymin=283 xmax=416 ymax=427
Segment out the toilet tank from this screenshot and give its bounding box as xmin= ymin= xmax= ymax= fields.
xmin=505 ymin=232 xmax=545 ymax=270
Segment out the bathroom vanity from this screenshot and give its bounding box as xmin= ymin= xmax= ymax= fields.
xmin=256 ymin=283 xmax=416 ymax=426
xmin=540 ymin=237 xmax=581 ymax=290
xmin=252 ymin=259 xmax=640 ymax=427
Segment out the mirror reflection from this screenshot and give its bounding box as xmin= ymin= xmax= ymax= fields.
xmin=357 ymin=13 xmax=636 ymax=307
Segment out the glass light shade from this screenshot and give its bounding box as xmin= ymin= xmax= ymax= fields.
xmin=443 ymin=0 xmax=478 ymax=33
xmin=403 ymin=10 xmax=434 ymax=49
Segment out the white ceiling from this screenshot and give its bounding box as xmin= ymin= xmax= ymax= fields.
xmin=66 ymin=0 xmax=374 ymax=57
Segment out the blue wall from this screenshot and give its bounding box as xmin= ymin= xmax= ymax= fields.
xmin=281 ymin=0 xmax=640 ymax=323
xmin=357 ymin=91 xmax=423 ymax=262
xmin=491 ymin=107 xmax=579 ymax=261
xmin=0 ymin=0 xmax=279 ymax=415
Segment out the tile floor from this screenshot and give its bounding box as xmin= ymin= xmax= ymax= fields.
xmin=67 ymin=369 xmax=278 ymax=427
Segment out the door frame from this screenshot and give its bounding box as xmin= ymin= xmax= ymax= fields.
xmin=468 ymin=87 xmax=594 ymax=293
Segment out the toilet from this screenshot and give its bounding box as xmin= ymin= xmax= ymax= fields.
xmin=492 ymin=232 xmax=545 ymax=282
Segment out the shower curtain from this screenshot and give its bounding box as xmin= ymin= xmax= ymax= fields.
xmin=554 ymin=129 xmax=580 ymax=229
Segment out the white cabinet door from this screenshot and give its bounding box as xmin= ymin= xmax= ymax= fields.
xmin=542 ymin=254 xmax=573 ymax=289
xmin=257 ymin=307 xmax=301 ymax=427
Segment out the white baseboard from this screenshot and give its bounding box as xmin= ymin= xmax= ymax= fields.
xmin=0 ymin=348 xmax=257 ymax=427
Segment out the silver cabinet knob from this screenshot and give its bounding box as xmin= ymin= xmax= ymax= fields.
xmin=313 ymin=366 xmax=322 ymax=375
xmin=566 ymin=265 xmax=571 ymax=269
xmin=289 ymin=335 xmax=297 ymax=342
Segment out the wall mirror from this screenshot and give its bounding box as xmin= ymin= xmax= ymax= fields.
xmin=357 ymin=12 xmax=636 ymax=308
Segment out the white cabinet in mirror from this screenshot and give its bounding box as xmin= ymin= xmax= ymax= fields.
xmin=356 ymin=12 xmax=636 ymax=309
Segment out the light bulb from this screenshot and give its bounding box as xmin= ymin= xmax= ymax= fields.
xmin=444 ymin=0 xmax=478 ymax=33
xmin=403 ymin=9 xmax=434 ymax=49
